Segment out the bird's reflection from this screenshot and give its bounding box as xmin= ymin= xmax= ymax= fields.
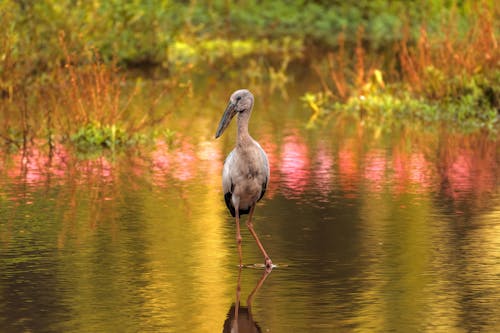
xmin=222 ymin=268 xmax=272 ymax=333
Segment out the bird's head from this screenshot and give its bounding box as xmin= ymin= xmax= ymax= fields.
xmin=215 ymin=89 xmax=254 ymax=138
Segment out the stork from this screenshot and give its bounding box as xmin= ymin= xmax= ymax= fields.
xmin=215 ymin=89 xmax=272 ymax=269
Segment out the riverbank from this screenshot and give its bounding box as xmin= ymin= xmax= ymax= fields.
xmin=1 ymin=1 xmax=498 ymax=152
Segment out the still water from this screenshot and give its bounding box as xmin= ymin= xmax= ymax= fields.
xmin=1 ymin=83 xmax=499 ymax=332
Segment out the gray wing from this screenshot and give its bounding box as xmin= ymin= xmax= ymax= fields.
xmin=222 ymin=149 xmax=235 ymax=195
xmin=222 ymin=150 xmax=237 ymax=217
xmin=256 ymin=143 xmax=270 ymax=201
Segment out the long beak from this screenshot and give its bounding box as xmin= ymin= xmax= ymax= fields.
xmin=215 ymin=102 xmax=237 ymax=138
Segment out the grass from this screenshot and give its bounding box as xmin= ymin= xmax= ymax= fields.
xmin=0 ymin=0 xmax=499 ymax=156
xmin=303 ymin=3 xmax=500 ymax=133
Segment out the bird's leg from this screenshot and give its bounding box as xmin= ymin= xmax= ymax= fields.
xmin=246 ymin=205 xmax=273 ymax=269
xmin=247 ymin=268 xmax=271 ymax=312
xmin=234 ymin=266 xmax=242 ymax=325
xmin=235 ymin=207 xmax=243 ymax=268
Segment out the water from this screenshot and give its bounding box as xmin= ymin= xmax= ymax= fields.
xmin=1 ymin=83 xmax=499 ymax=332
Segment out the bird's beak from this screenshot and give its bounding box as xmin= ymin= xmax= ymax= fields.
xmin=215 ymin=101 xmax=237 ymax=138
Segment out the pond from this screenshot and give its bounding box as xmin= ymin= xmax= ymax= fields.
xmin=0 ymin=78 xmax=499 ymax=332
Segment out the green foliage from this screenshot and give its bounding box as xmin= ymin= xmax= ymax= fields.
xmin=1 ymin=0 xmax=499 ymax=151
xmin=168 ymin=37 xmax=302 ymax=71
xmin=70 ymin=123 xmax=146 ymax=151
xmin=303 ymin=88 xmax=436 ymax=130
xmin=303 ymin=72 xmax=499 ymax=133
xmin=1 ymin=128 xmax=25 ymax=150
xmin=159 ymin=128 xmax=176 ymax=148
xmin=2 ymin=0 xmax=492 ymax=71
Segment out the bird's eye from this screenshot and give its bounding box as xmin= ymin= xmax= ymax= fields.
xmin=236 ymin=96 xmax=241 ymax=102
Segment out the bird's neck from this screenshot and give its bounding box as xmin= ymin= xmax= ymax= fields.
xmin=237 ymin=111 xmax=253 ymax=145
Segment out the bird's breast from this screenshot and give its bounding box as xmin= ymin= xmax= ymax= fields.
xmin=223 ymin=140 xmax=269 ymax=211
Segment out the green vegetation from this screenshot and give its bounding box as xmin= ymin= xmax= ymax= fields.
xmin=2 ymin=1 xmax=491 ymax=67
xmin=0 ymin=0 xmax=499 ymax=152
xmin=301 ymin=3 xmax=499 ymax=132
xmin=303 ymin=71 xmax=500 ymax=133
xmin=70 ymin=123 xmax=147 ymax=152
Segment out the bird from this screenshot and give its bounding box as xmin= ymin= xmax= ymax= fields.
xmin=215 ymin=89 xmax=272 ymax=269
xmin=222 ymin=268 xmax=271 ymax=333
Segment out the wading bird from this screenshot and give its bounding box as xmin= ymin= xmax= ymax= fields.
xmin=223 ymin=268 xmax=271 ymax=333
xmin=215 ymin=89 xmax=272 ymax=269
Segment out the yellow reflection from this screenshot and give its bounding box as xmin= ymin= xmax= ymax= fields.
xmin=137 ymin=138 xmax=230 ymax=332
xmin=460 ymin=202 xmax=500 ymax=328
xmin=356 ymin=191 xmax=437 ymax=331
xmin=191 ymin=139 xmax=230 ymax=332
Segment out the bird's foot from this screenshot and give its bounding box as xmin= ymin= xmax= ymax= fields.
xmin=265 ymin=257 xmax=273 ymax=270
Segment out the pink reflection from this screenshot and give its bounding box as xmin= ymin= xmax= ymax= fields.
xmin=197 ymin=140 xmax=222 ymax=182
xmin=79 ymin=156 xmax=114 ymax=182
xmin=152 ymin=140 xmax=171 ymax=171
xmin=151 ymin=138 xmax=200 ymax=185
xmin=280 ymin=133 xmax=310 ymax=199
xmin=172 ymin=141 xmax=198 ymax=181
xmin=259 ymin=134 xmax=279 ymax=198
xmin=364 ymin=149 xmax=386 ymax=192
xmin=4 ymin=144 xmax=69 ymax=185
xmin=447 ymin=153 xmax=473 ymax=198
xmin=151 ymin=140 xmax=171 ymax=186
xmin=313 ymin=143 xmax=334 ymax=198
xmin=392 ymin=148 xmax=436 ymax=195
xmin=409 ymin=152 xmax=433 ymax=189
xmin=440 ymin=139 xmax=498 ymax=203
xmin=392 ymin=150 xmax=407 ymax=194
xmin=338 ymin=141 xmax=359 ymax=196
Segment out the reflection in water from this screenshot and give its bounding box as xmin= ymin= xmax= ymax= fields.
xmin=363 ymin=148 xmax=386 ymax=193
xmin=337 ymin=139 xmax=359 ymax=196
xmin=223 ymin=269 xmax=271 ymax=333
xmin=280 ymin=133 xmax=310 ymax=199
xmin=0 ymin=92 xmax=499 ymax=332
xmin=312 ymin=142 xmax=334 ymax=200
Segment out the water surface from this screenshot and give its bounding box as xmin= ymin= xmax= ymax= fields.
xmin=1 ymin=82 xmax=499 ymax=332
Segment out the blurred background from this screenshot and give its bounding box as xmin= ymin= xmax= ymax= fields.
xmin=0 ymin=1 xmax=499 ymax=332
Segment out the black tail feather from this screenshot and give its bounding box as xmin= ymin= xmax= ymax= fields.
xmin=224 ymin=192 xmax=250 ymax=217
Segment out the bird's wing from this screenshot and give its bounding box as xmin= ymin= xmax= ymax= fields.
xmin=222 ymin=149 xmax=235 ymax=195
xmin=257 ymin=144 xmax=270 ymax=202
xmin=261 ymin=147 xmax=270 ymax=181
xmin=222 ymin=150 xmax=237 ymax=217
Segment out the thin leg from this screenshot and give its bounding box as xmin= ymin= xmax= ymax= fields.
xmin=246 ymin=205 xmax=273 ymax=268
xmin=234 ymin=267 xmax=242 ymax=325
xmin=247 ymin=268 xmax=272 ymax=309
xmin=235 ymin=208 xmax=243 ymax=267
